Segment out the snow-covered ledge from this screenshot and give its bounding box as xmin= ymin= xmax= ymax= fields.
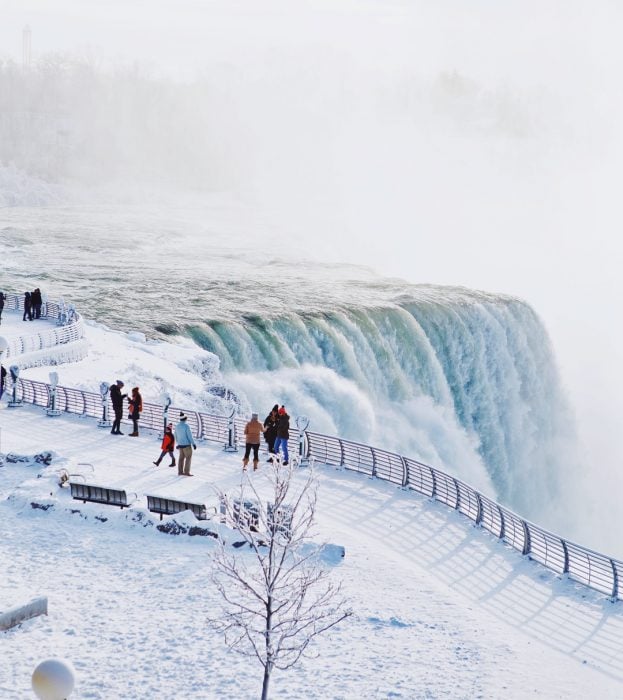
xmin=0 ymin=293 xmax=87 ymax=369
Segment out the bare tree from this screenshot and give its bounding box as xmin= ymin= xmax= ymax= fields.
xmin=209 ymin=458 xmax=351 ymax=700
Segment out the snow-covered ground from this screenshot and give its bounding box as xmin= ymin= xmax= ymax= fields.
xmin=2 ymin=311 xmax=623 ymax=698
xmin=1 ymin=404 xmax=623 ymax=699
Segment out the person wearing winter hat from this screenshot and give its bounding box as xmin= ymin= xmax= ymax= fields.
xmin=153 ymin=423 xmax=176 ymax=467
xmin=110 ymin=380 xmax=127 ymax=435
xmin=174 ymin=412 xmax=197 ymax=476
xmin=242 ymin=412 xmax=265 ymax=472
xmin=273 ymin=405 xmax=290 ymax=465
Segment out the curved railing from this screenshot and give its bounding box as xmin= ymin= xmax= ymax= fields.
xmin=11 ymin=375 xmax=623 ymax=602
xmin=1 ymin=292 xmax=85 ymax=360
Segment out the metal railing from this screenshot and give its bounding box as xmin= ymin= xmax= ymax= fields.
xmin=1 ymin=293 xmax=85 ymax=360
xmin=10 ymin=375 xmax=623 ymax=602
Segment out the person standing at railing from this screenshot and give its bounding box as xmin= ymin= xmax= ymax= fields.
xmin=273 ymin=406 xmax=290 ymax=465
xmin=242 ymin=413 xmax=265 ymax=472
xmin=23 ymin=291 xmax=33 ymax=321
xmin=110 ymin=380 xmax=127 ymax=435
xmin=127 ymin=386 xmax=143 ymax=437
xmin=32 ymin=288 xmax=42 ymax=319
xmin=263 ymin=404 xmax=279 ymax=459
xmin=0 ymin=291 xmax=5 ymax=325
xmin=174 ymin=412 xmax=197 ymax=476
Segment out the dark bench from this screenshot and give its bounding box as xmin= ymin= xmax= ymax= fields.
xmin=146 ymin=495 xmax=215 ymax=521
xmin=70 ymin=482 xmax=136 ymax=509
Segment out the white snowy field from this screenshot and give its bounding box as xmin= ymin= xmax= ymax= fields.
xmin=1 ymin=403 xmax=623 ymax=699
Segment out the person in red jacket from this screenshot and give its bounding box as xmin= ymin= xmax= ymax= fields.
xmin=153 ymin=424 xmax=176 ymax=467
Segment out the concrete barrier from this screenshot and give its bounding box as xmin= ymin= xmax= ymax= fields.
xmin=0 ymin=596 xmax=48 ymax=631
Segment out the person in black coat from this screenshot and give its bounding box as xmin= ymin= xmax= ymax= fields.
xmin=110 ymin=380 xmax=127 ymax=435
xmin=263 ymin=403 xmax=279 ymax=458
xmin=0 ymin=364 xmax=6 ymax=400
xmin=23 ymin=291 xmax=32 ymax=321
xmin=0 ymin=292 xmax=5 ymax=325
xmin=273 ymin=406 xmax=290 ymax=465
xmin=32 ymin=288 xmax=42 ymax=319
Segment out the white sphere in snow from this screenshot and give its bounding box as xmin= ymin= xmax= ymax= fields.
xmin=32 ymin=658 xmax=76 ymax=699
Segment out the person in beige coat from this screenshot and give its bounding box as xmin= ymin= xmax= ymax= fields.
xmin=243 ymin=413 xmax=265 ymax=471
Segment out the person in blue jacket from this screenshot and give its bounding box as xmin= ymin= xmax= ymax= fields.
xmin=174 ymin=412 xmax=197 ymax=476
xmin=273 ymin=406 xmax=290 ymax=465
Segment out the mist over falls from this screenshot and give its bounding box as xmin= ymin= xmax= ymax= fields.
xmin=0 ymin=53 xmax=561 ymax=206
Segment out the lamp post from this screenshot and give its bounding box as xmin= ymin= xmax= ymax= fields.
xmin=46 ymin=371 xmax=61 ymax=416
xmin=97 ymin=382 xmax=111 ymax=428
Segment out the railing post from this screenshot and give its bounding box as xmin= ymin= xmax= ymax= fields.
xmin=561 ymin=539 xmax=569 ymax=574
xmin=521 ymin=520 xmax=531 ymax=556
xmin=97 ymin=382 xmax=111 ymax=428
xmin=475 ymin=492 xmax=483 ymax=525
xmin=498 ymin=505 xmax=505 ymax=539
xmin=295 ymin=416 xmax=310 ymax=467
xmin=452 ymin=477 xmax=460 ymax=510
xmin=401 ymin=456 xmax=409 ymax=488
xmin=611 ymin=560 xmax=619 ymax=602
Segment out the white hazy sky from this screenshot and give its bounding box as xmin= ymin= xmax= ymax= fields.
xmin=2 ymin=0 xmax=623 ymax=480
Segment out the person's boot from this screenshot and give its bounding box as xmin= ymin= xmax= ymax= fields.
xmin=253 ymin=459 xmax=259 ymax=471
xmin=153 ymin=460 xmax=160 ymax=466
xmin=242 ymin=457 xmax=249 ymax=471
xmin=169 ymin=458 xmax=176 ymax=468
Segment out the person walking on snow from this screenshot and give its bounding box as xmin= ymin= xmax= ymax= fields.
xmin=243 ymin=413 xmax=265 ymax=471
xmin=0 ymin=291 xmax=5 ymax=325
xmin=174 ymin=412 xmax=197 ymax=476
xmin=127 ymin=386 xmax=143 ymax=436
xmin=273 ymin=405 xmax=290 ymax=465
xmin=153 ymin=424 xmax=176 ymax=467
xmin=0 ymin=364 xmax=6 ymax=400
xmin=110 ymin=380 xmax=127 ymax=435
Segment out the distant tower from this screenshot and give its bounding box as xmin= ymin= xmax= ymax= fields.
xmin=22 ymin=25 xmax=32 ymax=69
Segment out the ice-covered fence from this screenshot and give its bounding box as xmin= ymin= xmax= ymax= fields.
xmin=1 ymin=293 xmax=85 ymax=361
xmin=13 ymin=376 xmax=623 ymax=602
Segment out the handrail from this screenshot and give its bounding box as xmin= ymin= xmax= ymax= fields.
xmin=0 ymin=293 xmax=85 ymax=360
xmin=11 ymin=374 xmax=623 ymax=602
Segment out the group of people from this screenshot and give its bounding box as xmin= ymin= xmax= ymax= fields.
xmin=109 ymin=380 xmax=197 ymax=476
xmin=109 ymin=380 xmax=143 ymax=437
xmin=23 ymin=288 xmax=44 ymax=321
xmin=242 ymin=404 xmax=290 ymax=471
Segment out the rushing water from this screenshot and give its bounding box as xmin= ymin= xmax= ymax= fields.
xmin=0 ymin=195 xmax=581 ymax=535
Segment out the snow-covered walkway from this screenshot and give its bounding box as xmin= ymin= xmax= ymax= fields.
xmin=0 ymin=307 xmax=58 ymax=340
xmin=1 ymin=404 xmax=623 ymax=698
